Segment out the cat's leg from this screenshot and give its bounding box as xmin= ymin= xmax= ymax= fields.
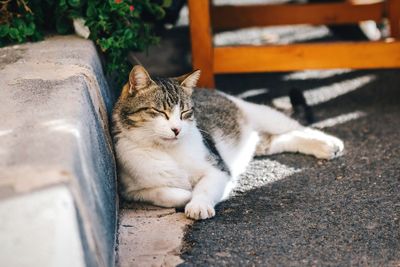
xmin=132 ymin=187 xmax=192 ymax=208
xmin=185 ymin=168 xmax=230 ymax=220
xmin=257 ymin=128 xmax=344 ymax=159
xmin=229 ymin=97 xmax=344 ymax=159
xmin=227 ymin=95 xmax=303 ymax=134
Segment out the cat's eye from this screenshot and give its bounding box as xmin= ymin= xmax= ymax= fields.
xmin=151 ymin=108 xmax=169 ymax=119
xmin=130 ymin=107 xmax=151 ymax=114
xmin=181 ymin=109 xmax=194 ymax=120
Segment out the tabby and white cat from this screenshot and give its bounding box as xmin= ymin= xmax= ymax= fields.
xmin=112 ymin=66 xmax=344 ymax=220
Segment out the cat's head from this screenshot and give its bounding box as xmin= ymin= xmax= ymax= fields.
xmin=115 ymin=65 xmax=201 ymax=146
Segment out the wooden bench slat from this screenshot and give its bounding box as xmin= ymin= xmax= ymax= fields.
xmin=212 ymin=2 xmax=385 ymax=30
xmin=214 ymin=41 xmax=400 ymax=73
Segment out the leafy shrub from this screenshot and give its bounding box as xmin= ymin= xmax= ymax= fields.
xmin=0 ymin=0 xmax=172 ymax=86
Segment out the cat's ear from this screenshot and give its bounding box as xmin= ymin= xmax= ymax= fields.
xmin=129 ymin=65 xmax=152 ymax=94
xmin=175 ymin=70 xmax=201 ymax=93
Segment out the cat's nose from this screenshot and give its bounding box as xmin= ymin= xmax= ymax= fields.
xmin=171 ymin=128 xmax=180 ymax=136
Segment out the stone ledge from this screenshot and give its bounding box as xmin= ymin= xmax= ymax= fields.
xmin=0 ymin=36 xmax=117 ymax=267
xmin=117 ymin=204 xmax=192 ymax=267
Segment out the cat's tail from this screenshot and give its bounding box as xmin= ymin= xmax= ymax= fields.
xmin=226 ymin=94 xmax=303 ymax=135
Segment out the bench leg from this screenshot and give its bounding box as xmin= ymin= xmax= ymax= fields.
xmin=188 ymin=0 xmax=215 ymax=88
xmin=388 ymin=0 xmax=400 ymax=38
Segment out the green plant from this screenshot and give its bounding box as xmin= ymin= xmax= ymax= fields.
xmin=0 ymin=0 xmax=172 ymax=87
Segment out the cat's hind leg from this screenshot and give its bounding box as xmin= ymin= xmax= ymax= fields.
xmin=256 ymin=128 xmax=344 ymax=159
xmin=132 ymin=187 xmax=192 ymax=208
xmin=227 ymin=96 xmax=302 ymax=134
xmin=229 ymin=96 xmax=344 ymax=159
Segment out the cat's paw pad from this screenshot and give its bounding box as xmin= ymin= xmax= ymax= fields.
xmin=312 ymin=136 xmax=344 ymax=159
xmin=185 ymin=199 xmax=215 ymax=220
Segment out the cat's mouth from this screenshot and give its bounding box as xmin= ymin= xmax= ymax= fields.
xmin=161 ymin=137 xmax=178 ymax=141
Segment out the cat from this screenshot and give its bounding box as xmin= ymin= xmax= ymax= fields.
xmin=112 ymin=65 xmax=344 ymax=220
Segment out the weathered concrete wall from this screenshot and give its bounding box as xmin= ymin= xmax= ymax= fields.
xmin=0 ymin=36 xmax=117 ymax=267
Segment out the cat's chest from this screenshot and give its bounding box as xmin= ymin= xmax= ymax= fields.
xmin=170 ymin=145 xmax=205 ymax=170
xmin=169 ymin=141 xmax=209 ymax=183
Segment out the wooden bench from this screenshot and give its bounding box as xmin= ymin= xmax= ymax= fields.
xmin=188 ymin=0 xmax=400 ymax=88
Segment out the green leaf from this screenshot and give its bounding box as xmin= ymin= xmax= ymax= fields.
xmin=123 ymin=29 xmax=133 ymax=40
xmin=59 ymin=0 xmax=67 ymax=8
xmin=9 ymin=28 xmax=19 ymax=39
xmin=0 ymin=26 xmax=10 ymax=37
xmin=150 ymin=5 xmax=166 ymax=19
xmin=13 ymin=18 xmax=22 ymax=28
xmin=68 ymin=0 xmax=81 ymax=8
xmin=86 ymin=4 xmax=97 ymax=17
xmin=25 ymin=22 xmax=36 ymax=36
xmin=162 ymin=0 xmax=172 ymax=8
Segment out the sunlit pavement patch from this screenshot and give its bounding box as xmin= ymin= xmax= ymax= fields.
xmin=116 ymin=204 xmax=192 ymax=267
xmin=273 ymin=74 xmax=376 ymax=110
xmin=233 ymin=158 xmax=302 ymax=195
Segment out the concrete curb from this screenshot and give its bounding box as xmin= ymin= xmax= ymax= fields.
xmin=116 ymin=204 xmax=192 ymax=267
xmin=0 ymin=36 xmax=117 ymax=267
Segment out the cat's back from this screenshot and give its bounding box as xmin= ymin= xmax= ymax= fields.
xmin=192 ymin=89 xmax=244 ymax=140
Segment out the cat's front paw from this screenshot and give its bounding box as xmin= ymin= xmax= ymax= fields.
xmin=185 ymin=199 xmax=215 ymax=220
